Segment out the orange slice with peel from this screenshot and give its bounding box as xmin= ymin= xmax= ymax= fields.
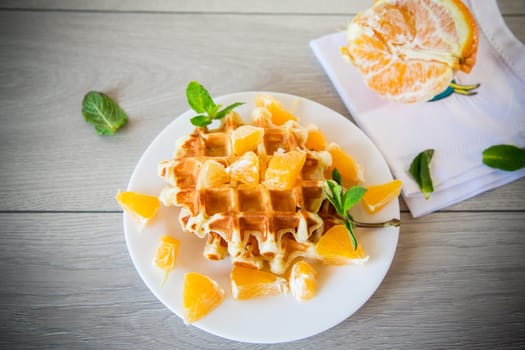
xmin=316 ymin=225 xmax=369 ymax=265
xmin=230 ymin=265 xmax=288 ymax=299
xmin=342 ymin=0 xmax=479 ymax=103
xmin=183 ymin=272 xmax=225 ymax=324
xmin=289 ymin=260 xmax=318 ymax=302
xmin=115 ymin=191 xmax=161 ymax=226
xmin=362 ymin=179 xmax=403 ymax=214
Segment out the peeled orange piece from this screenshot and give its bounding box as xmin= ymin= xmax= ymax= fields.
xmin=197 ymin=160 xmax=229 ymax=189
xmin=342 ymin=0 xmax=479 ymax=103
xmin=305 ymin=127 xmax=327 ymax=151
xmin=264 ymin=150 xmax=306 ymax=190
xmin=183 ymin=272 xmax=225 ymax=324
xmin=115 ymin=191 xmax=161 ymax=226
xmin=153 ymin=235 xmax=180 ymax=286
xmin=230 ymin=265 xmax=288 ymax=300
xmin=231 ymin=125 xmax=264 ymax=155
xmin=316 ymin=225 xmax=369 ymax=265
xmin=362 ymin=179 xmax=403 ymax=214
xmin=230 ymin=151 xmax=260 ymax=184
xmin=327 ymin=143 xmax=364 ymax=187
xmin=289 ymin=260 xmax=318 ymax=302
xmin=256 ymin=95 xmax=298 ymax=125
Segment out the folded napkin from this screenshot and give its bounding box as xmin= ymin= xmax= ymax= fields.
xmin=310 ymin=0 xmax=525 ymax=217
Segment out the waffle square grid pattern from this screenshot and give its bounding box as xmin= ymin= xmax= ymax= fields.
xmin=158 ymin=107 xmax=339 ymax=275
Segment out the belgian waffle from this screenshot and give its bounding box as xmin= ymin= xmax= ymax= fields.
xmin=158 ymin=104 xmax=333 ymax=275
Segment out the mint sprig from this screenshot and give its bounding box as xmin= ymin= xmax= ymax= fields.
xmin=324 ymin=169 xmax=367 ymax=250
xmin=324 ymin=168 xmax=401 ymax=250
xmin=186 ymin=81 xmax=244 ymax=127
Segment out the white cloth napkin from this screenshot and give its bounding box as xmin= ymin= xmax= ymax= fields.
xmin=310 ymin=0 xmax=525 ymax=217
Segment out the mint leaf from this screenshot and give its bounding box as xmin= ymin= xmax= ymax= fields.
xmin=190 ymin=115 xmax=212 ymax=127
xmin=332 ymin=168 xmax=342 ymax=186
xmin=82 ymin=91 xmax=128 ymax=135
xmin=409 ymin=149 xmax=434 ymax=200
xmin=186 ymin=81 xmax=215 ymax=114
xmin=215 ymin=102 xmax=245 ymax=120
xmin=326 ymin=180 xmax=343 ymax=216
xmin=343 ymin=186 xmax=367 ymax=213
xmin=482 ymin=144 xmax=525 ymax=171
xmin=344 ymin=220 xmax=358 ymax=250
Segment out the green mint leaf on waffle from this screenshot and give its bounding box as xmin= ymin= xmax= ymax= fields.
xmin=482 ymin=144 xmax=525 ymax=171
xmin=409 ymin=149 xmax=435 ymax=200
xmin=82 ymin=91 xmax=128 ymax=135
xmin=323 ymin=169 xmax=367 ymax=250
xmin=186 ymin=81 xmax=244 ymax=127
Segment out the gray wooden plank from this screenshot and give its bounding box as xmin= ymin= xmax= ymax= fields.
xmin=1 ymin=212 xmax=524 ymax=349
xmin=0 ymin=0 xmax=523 ymax=15
xmin=0 ymin=11 xmax=524 ymax=212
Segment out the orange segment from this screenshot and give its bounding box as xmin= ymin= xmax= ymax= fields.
xmin=197 ymin=160 xmax=229 ymax=189
xmin=305 ymin=127 xmax=327 ymax=151
xmin=256 ymin=95 xmax=298 ymax=125
xmin=231 ymin=125 xmax=264 ymax=155
xmin=153 ymin=235 xmax=180 ymax=286
xmin=362 ymin=179 xmax=403 ymax=214
xmin=342 ymin=0 xmax=479 ymax=102
xmin=183 ymin=272 xmax=224 ymax=324
xmin=264 ymin=150 xmax=306 ymax=190
xmin=289 ymin=260 xmax=318 ymax=302
xmin=115 ymin=191 xmax=160 ymax=226
xmin=230 ymin=151 xmax=260 ymax=184
xmin=327 ymin=143 xmax=364 ymax=187
xmin=230 ymin=265 xmax=288 ymax=299
xmin=316 ymin=225 xmax=369 ymax=265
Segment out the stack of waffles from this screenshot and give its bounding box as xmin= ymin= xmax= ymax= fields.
xmin=158 ymin=103 xmax=335 ymax=275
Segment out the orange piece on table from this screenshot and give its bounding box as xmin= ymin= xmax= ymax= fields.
xmin=183 ymin=272 xmax=225 ymax=324
xmin=264 ymin=150 xmax=306 ymax=190
xmin=316 ymin=225 xmax=369 ymax=265
xmin=327 ymin=143 xmax=364 ymax=187
xmin=289 ymin=260 xmax=318 ymax=302
xmin=341 ymin=0 xmax=479 ymax=103
xmin=362 ymin=179 xmax=403 ymax=214
xmin=115 ymin=191 xmax=160 ymax=225
xmin=230 ymin=265 xmax=288 ymax=300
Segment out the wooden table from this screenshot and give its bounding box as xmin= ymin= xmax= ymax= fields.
xmin=1 ymin=1 xmax=524 ymax=348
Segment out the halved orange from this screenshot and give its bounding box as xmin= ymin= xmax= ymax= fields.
xmin=327 ymin=143 xmax=364 ymax=187
xmin=183 ymin=272 xmax=225 ymax=324
xmin=255 ymin=95 xmax=298 ymax=125
xmin=231 ymin=125 xmax=264 ymax=155
xmin=230 ymin=265 xmax=288 ymax=299
xmin=115 ymin=191 xmax=161 ymax=226
xmin=197 ymin=160 xmax=229 ymax=189
xmin=153 ymin=235 xmax=180 ymax=286
xmin=264 ymin=150 xmax=306 ymax=190
xmin=342 ymin=0 xmax=479 ymax=103
xmin=230 ymin=151 xmax=260 ymax=184
xmin=289 ymin=260 xmax=318 ymax=302
xmin=316 ymin=225 xmax=368 ymax=265
xmin=362 ymin=179 xmax=403 ymax=213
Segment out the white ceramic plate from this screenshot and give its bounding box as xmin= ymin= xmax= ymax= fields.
xmin=124 ymin=92 xmax=400 ymax=344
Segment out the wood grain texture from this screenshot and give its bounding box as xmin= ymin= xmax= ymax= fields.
xmin=0 ymin=212 xmax=524 ymax=349
xmin=0 ymin=10 xmax=524 ymax=212
xmin=0 ymin=0 xmax=523 ymax=15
